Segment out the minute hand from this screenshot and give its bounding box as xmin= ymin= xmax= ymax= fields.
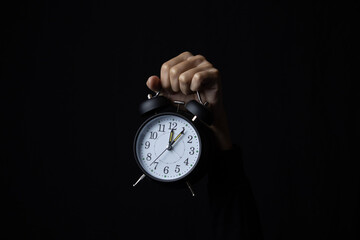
xmin=170 ymin=128 xmax=185 ymax=147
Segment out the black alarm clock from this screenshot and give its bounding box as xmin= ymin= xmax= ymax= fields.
xmin=132 ymin=91 xmax=214 ymax=196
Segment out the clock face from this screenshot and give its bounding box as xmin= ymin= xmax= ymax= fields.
xmin=134 ymin=113 xmax=201 ymax=182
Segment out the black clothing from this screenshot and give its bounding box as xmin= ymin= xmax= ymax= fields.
xmin=209 ymin=146 xmax=263 ymax=240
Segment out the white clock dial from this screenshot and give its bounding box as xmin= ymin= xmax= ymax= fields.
xmin=135 ymin=113 xmax=201 ymax=182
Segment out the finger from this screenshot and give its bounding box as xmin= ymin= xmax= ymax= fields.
xmin=190 ymin=68 xmax=220 ymax=92
xmin=169 ymin=55 xmax=207 ymax=93
xmin=178 ymin=63 xmax=214 ymax=95
xmin=146 ymin=75 xmax=162 ymax=92
xmin=160 ymin=51 xmax=193 ymax=91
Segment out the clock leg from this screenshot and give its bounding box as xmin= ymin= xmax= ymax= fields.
xmin=186 ymin=181 xmax=195 ymax=197
xmin=133 ymin=174 xmax=146 ymax=187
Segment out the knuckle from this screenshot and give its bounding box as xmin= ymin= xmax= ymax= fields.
xmin=182 ymin=51 xmax=193 ymax=57
xmin=194 ymin=54 xmax=205 ymax=61
xmin=161 ymin=62 xmax=170 ymax=71
xmin=204 ymin=61 xmax=213 ymax=68
xmin=179 ymin=74 xmax=189 ymax=84
xmin=193 ymin=72 xmax=202 ymax=81
xmin=169 ymin=67 xmax=178 ymax=77
xmin=211 ymin=67 xmax=220 ymax=76
xmin=188 ymin=55 xmax=209 ymax=66
xmin=211 ymin=68 xmax=220 ymax=79
xmin=189 ymin=54 xmax=205 ymax=63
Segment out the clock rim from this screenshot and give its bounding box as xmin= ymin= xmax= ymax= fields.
xmin=133 ymin=112 xmax=202 ymax=183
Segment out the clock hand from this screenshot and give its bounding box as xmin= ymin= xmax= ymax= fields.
xmin=150 ymin=147 xmax=168 ymax=166
xmin=169 ymin=129 xmax=174 ymax=143
xmin=170 ymin=127 xmax=185 ymax=147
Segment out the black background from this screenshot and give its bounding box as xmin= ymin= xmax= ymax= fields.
xmin=2 ymin=1 xmax=359 ymax=239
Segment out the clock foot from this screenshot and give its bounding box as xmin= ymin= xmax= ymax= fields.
xmin=133 ymin=174 xmax=146 ymax=187
xmin=186 ymin=181 xmax=195 ymax=197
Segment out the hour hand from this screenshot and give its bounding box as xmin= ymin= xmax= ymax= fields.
xmin=167 ymin=129 xmax=175 ymax=150
xmin=169 ymin=129 xmax=174 ymax=145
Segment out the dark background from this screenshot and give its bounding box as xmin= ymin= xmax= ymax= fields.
xmin=2 ymin=1 xmax=358 ymax=239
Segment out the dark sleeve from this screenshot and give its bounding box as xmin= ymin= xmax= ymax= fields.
xmin=208 ymin=145 xmax=263 ymax=240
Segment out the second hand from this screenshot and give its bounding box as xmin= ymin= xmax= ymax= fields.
xmin=150 ymin=147 xmax=168 ymax=166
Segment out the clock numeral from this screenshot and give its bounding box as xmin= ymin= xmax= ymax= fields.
xmin=153 ymin=161 xmax=159 ymax=169
xmin=163 ymin=166 xmax=169 ymax=174
xmin=187 ymin=135 xmax=193 ymax=143
xmin=149 ymin=131 xmax=158 ymax=139
xmin=175 ymin=165 xmax=180 ymax=173
xmin=146 ymin=153 xmax=152 ymax=161
xmin=184 ymin=158 xmax=189 ymax=166
xmin=144 ymin=141 xmax=150 ymax=149
xmin=189 ymin=147 xmax=195 ymax=155
xmin=158 ymin=124 xmax=165 ymax=132
xmin=150 ymin=159 xmax=158 ymax=168
xmin=168 ymin=122 xmax=177 ymax=130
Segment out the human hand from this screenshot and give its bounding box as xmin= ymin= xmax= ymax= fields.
xmin=146 ymin=51 xmax=232 ymax=150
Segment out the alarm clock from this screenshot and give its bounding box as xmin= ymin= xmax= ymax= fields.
xmin=132 ymin=91 xmax=214 ymax=196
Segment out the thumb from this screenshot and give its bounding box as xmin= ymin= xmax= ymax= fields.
xmin=146 ymin=75 xmax=162 ymax=92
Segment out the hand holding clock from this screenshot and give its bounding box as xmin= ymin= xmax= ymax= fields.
xmin=134 ymin=52 xmax=232 ymax=189
xmin=146 ymin=52 xmax=232 ymax=150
